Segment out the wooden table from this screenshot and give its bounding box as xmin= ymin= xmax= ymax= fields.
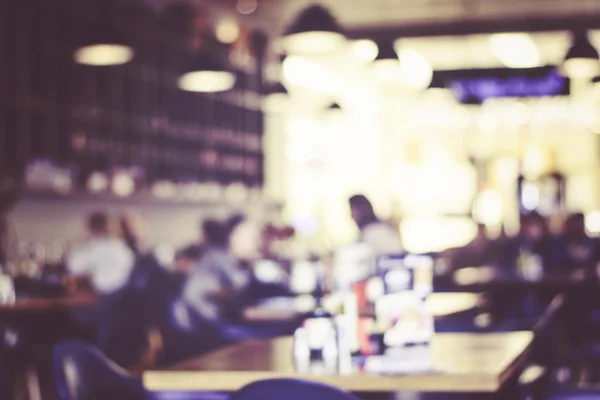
xmin=244 ymin=292 xmax=482 ymax=322
xmin=0 ymin=292 xmax=97 ymax=314
xmin=144 ymin=331 xmax=533 ymax=393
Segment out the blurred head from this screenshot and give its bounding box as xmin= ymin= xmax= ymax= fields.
xmin=201 ymin=219 xmax=226 ymax=247
xmin=87 ymin=211 xmax=109 ymax=236
xmin=226 ymin=214 xmax=262 ymax=261
xmin=563 ymin=212 xmax=586 ymax=240
xmin=520 ymin=212 xmax=548 ymax=242
xmin=349 ymin=194 xmax=377 ymax=229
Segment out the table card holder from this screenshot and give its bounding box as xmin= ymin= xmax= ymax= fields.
xmin=365 ymin=254 xmax=435 ymax=374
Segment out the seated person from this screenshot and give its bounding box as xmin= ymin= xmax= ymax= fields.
xmin=502 ymin=211 xmax=561 ymax=276
xmin=67 ymin=211 xmax=134 ymax=297
xmin=66 ymin=212 xmax=135 ymax=353
xmin=557 ymin=212 xmax=600 ymax=272
xmin=179 ymin=214 xmax=294 ymax=352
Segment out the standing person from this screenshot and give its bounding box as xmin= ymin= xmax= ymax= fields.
xmin=348 ymin=194 xmax=403 ymax=255
xmin=67 ymin=211 xmax=135 ymax=296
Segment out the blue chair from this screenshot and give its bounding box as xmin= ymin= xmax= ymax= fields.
xmin=53 ymin=341 xmax=146 ymax=400
xmin=53 ymin=341 xmax=229 ymax=400
xmin=231 ymin=378 xmax=360 ymax=400
xmin=547 ymin=389 xmax=600 ymax=400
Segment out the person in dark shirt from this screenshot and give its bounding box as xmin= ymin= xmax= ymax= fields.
xmin=558 ymin=212 xmax=599 ymax=272
xmin=503 ymin=211 xmax=561 ymax=275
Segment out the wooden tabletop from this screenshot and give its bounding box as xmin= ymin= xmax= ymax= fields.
xmin=0 ymin=292 xmax=97 ymax=314
xmin=244 ymin=292 xmax=482 ymax=322
xmin=144 ymin=331 xmax=533 ymax=393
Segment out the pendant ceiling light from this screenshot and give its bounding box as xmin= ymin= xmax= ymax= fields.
xmin=592 ymin=75 xmax=600 ymax=98
xmin=178 ymin=54 xmax=236 ymax=93
xmin=562 ymin=31 xmax=600 ymax=80
xmin=424 ymin=74 xmax=455 ymax=102
xmin=327 ymin=102 xmax=341 ymax=110
xmin=281 ymin=5 xmax=345 ymax=55
xmin=372 ymin=40 xmax=401 ymax=81
xmin=263 ymin=82 xmax=289 ymax=113
xmin=74 ymin=27 xmax=134 ymax=66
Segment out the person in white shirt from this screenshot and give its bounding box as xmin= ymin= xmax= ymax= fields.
xmin=349 ymin=194 xmax=403 ymax=256
xmin=67 ymin=212 xmax=134 ymax=296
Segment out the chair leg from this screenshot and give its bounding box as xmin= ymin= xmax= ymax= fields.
xmin=25 ymin=364 xmax=41 ymax=400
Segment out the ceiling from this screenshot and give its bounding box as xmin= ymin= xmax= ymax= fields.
xmin=241 ymin=0 xmax=600 ymax=38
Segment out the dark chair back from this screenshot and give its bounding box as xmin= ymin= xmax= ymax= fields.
xmin=548 ymin=389 xmax=600 ymax=399
xmin=231 ymin=378 xmax=359 ymax=400
xmin=53 ymin=341 xmax=147 ymax=400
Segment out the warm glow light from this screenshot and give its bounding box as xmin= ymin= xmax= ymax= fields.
xmin=563 ymin=58 xmax=600 ymax=80
xmin=372 ymin=59 xmax=402 ymax=82
xmin=350 ymin=40 xmax=378 ymax=63
xmin=282 ymin=56 xmax=339 ymax=93
xmin=112 ymin=173 xmax=134 ymax=197
xmin=178 ymin=71 xmax=236 ymax=92
xmin=87 ymin=172 xmax=109 ymax=193
xmin=585 ymin=211 xmax=600 ymax=234
xmin=74 ymin=44 xmax=134 ymax=66
xmin=523 ymin=148 xmax=546 ymax=177
xmin=281 ymin=32 xmax=345 ymax=55
xmin=473 ymin=189 xmax=503 ymax=225
xmin=522 ymin=182 xmax=540 ymax=211
xmin=152 ymin=181 xmax=177 ymax=199
xmin=400 ymin=217 xmax=477 ymax=253
xmin=489 ymin=33 xmax=541 ymax=68
xmin=236 ymin=0 xmax=258 ymax=15
xmin=398 ymin=49 xmax=433 ymax=89
xmin=216 ymin=18 xmax=240 ymax=44
xmin=263 ymin=93 xmax=289 ymax=113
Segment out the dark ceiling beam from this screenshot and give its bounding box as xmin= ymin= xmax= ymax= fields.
xmin=345 ymin=13 xmax=600 ymax=40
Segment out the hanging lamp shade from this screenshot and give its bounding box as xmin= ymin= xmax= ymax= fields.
xmin=328 ymin=101 xmax=341 ymax=110
xmin=178 ymin=53 xmax=236 ymax=93
xmin=372 ymin=40 xmax=401 ymax=81
xmin=592 ymin=75 xmax=600 ymax=98
xmin=562 ymin=31 xmax=600 ymax=79
xmin=263 ymin=82 xmax=289 ymax=113
xmin=74 ymin=25 xmax=134 ymax=66
xmin=281 ymin=5 xmax=345 ymax=55
xmin=424 ymin=73 xmax=455 ymax=102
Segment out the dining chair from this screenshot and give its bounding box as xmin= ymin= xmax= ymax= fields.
xmin=53 ymin=341 xmax=147 ymax=400
xmin=231 ymin=378 xmax=360 ymax=400
xmin=54 ymin=340 xmax=230 ymax=400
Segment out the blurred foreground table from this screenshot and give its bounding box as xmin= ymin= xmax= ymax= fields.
xmin=144 ymin=331 xmax=533 ymax=393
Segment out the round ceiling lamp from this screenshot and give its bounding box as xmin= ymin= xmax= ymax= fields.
xmin=263 ymin=82 xmax=289 ymax=113
xmin=562 ymin=31 xmax=600 ymax=80
xmin=424 ymin=74 xmax=455 ymax=102
xmin=372 ymin=40 xmax=401 ymax=81
xmin=178 ymin=54 xmax=236 ymax=93
xmin=397 ymin=48 xmax=433 ymax=90
xmin=328 ymin=102 xmax=341 ymax=110
xmin=236 ymin=0 xmax=258 ymax=15
xmin=350 ymin=39 xmax=379 ymax=63
xmin=74 ymin=25 xmax=134 ymax=66
xmin=281 ymin=5 xmax=345 ymax=55
xmin=592 ymin=75 xmax=600 ymax=97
